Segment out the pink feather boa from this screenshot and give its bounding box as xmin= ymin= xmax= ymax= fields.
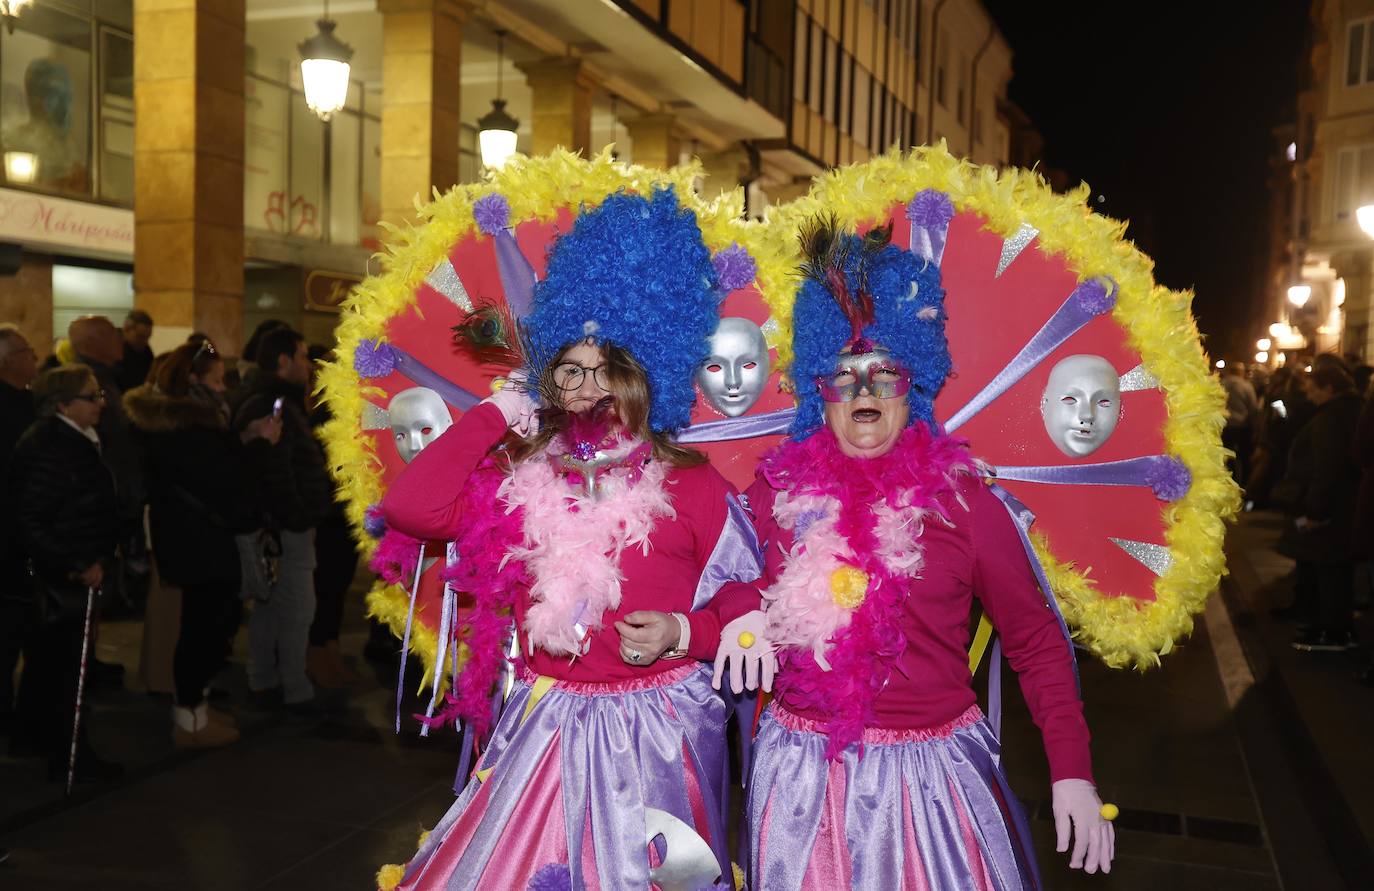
xmin=369 ymin=528 xmax=422 ymax=586
xmin=759 ymin=425 xmax=975 ymax=758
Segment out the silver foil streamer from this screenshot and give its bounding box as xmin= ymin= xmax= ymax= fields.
xmin=644 ymin=807 xmax=722 ymax=891
xmin=361 ymin=402 xmax=391 ymax=430
xmin=424 ymin=258 xmax=473 ymax=312
xmin=995 ymin=222 xmax=1040 ymax=278
xmin=1118 ymin=364 xmax=1160 ymax=392
xmin=1109 ymin=537 xmax=1173 ymax=576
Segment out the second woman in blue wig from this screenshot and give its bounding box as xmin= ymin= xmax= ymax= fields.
xmin=381 ymin=187 xmax=764 ymax=890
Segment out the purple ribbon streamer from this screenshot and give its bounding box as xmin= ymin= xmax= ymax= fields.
xmin=390 ymin=347 xmax=481 ymax=411
xmin=493 ymin=228 xmax=536 ymax=319
xmin=944 ymin=279 xmax=1118 ymax=433
xmin=395 ymin=543 xmax=426 ymax=733
xmin=984 ymin=483 xmax=1081 ymax=734
xmin=675 ymin=408 xmax=796 ymax=443
xmin=992 ymin=455 xmax=1191 ymax=501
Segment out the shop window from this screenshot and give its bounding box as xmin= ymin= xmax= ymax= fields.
xmin=0 ymin=5 xmax=93 ymax=197
xmin=1347 ymin=18 xmax=1374 ymax=87
xmin=52 ymin=263 xmax=132 ymax=340
xmin=99 ymin=28 xmax=133 ymax=205
xmin=1333 ymin=143 xmax=1374 ymax=221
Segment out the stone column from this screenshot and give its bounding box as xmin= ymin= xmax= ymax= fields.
xmin=516 ymin=58 xmax=595 ymax=157
xmin=697 ymin=145 xmax=751 ymax=200
xmin=378 ymin=0 xmax=467 ymax=228
xmin=133 ymin=0 xmax=245 ymax=353
xmin=625 ymin=114 xmax=683 ymax=169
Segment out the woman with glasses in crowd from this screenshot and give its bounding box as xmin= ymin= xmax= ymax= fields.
xmin=378 ymin=190 xmax=761 ymax=891
xmin=125 ymin=341 xmax=282 ymax=747
xmin=8 ymin=364 xmax=123 ymax=781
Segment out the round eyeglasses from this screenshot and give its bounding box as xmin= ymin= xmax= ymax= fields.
xmin=551 ymin=362 xmax=609 ymax=392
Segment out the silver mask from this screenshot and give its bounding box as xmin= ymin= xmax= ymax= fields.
xmin=696 ymin=317 xmax=770 ymax=417
xmin=1040 ymin=355 xmax=1121 ymax=457
xmin=389 ymin=387 xmax=454 ymax=464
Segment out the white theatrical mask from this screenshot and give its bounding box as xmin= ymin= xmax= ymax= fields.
xmin=389 ymin=387 xmax=454 ymax=463
xmin=696 ymin=317 xmax=770 ymax=417
xmin=1040 ymin=355 xmax=1121 ymax=457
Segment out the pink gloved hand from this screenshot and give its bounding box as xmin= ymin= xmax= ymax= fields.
xmin=712 ymin=610 xmax=776 ymax=694
xmin=1051 ymin=778 xmax=1115 ymax=874
xmin=481 ymin=373 xmax=538 ymax=437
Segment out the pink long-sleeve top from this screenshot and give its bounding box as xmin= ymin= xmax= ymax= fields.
xmin=382 ymin=402 xmax=762 ymax=682
xmin=741 ymin=473 xmax=1094 ymax=783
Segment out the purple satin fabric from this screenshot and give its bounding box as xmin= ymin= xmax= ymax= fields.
xmin=675 ymin=408 xmax=797 ymax=443
xmin=692 ymin=493 xmax=765 ymax=611
xmin=748 ymin=705 xmax=1041 ymax=891
xmin=992 ymin=455 xmax=1187 ymax=500
xmin=390 ymin=348 xmax=482 ymax=411
xmin=493 ymin=228 xmax=537 ymax=319
xmin=399 ymin=665 xmax=731 ymax=890
xmin=944 ymin=280 xmax=1116 ymax=433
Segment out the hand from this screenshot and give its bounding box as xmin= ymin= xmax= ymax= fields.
xmin=242 ymin=414 xmax=283 ymax=445
xmin=712 ymin=610 xmax=775 ymax=694
xmin=482 ymin=373 xmax=539 ymax=437
xmin=77 ymin=563 xmax=104 ymax=589
xmin=1051 ymin=778 xmax=1114 ymax=874
xmin=614 ymin=610 xmax=680 ymax=667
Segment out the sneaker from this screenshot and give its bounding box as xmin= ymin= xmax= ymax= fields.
xmin=173 ymin=720 xmax=240 ymax=749
xmin=206 ymin=706 xmax=237 ymax=727
xmin=1291 ymin=628 xmax=1357 ymax=652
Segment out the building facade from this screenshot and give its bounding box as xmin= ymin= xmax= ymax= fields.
xmin=0 ymin=0 xmax=1016 ymax=359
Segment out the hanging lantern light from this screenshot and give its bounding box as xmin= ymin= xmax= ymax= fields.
xmin=478 ymin=30 xmax=520 ymax=169
xmin=299 ymin=3 xmax=353 ymax=122
xmin=1 ymin=1 xmax=34 ymax=35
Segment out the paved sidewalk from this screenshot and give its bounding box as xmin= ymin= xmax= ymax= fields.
xmin=3 ymin=514 xmax=1369 ymax=889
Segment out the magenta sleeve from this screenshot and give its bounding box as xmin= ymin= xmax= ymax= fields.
xmin=380 ymin=401 xmax=510 ymax=541
xmin=969 ymin=482 xmax=1094 ymax=783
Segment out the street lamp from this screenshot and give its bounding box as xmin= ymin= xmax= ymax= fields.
xmin=1359 ymin=204 xmax=1374 ymax=238
xmin=1287 ymin=285 xmax=1311 ymax=308
xmin=1255 ymin=351 xmax=1269 ymax=364
xmin=478 ymin=30 xmax=520 ymax=169
xmin=0 ymin=1 xmax=33 ymax=35
xmin=4 ymin=150 xmax=37 ymax=184
xmin=299 ymin=3 xmax=353 ymax=122
xmin=1256 ymin=338 xmax=1272 ymax=351
xmin=1214 ymin=359 xmax=1225 ymax=370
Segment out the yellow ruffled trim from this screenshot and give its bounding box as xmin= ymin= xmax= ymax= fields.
xmin=758 ymin=144 xmax=1239 ymax=669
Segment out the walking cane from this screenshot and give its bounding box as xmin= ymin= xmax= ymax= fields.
xmin=66 ymin=584 xmax=99 ymax=796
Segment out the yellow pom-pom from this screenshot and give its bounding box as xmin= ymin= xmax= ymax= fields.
xmin=376 ymin=863 xmax=405 ymax=890
xmin=1100 ymin=803 xmax=1119 ymax=821
xmin=416 ymin=829 xmax=431 ymax=848
xmin=829 ymin=566 xmax=869 ymax=608
xmin=732 ymin=862 xmax=746 ymax=890
xmin=490 ymin=376 xmax=506 ymax=393
xmin=737 ymin=631 xmax=756 ymax=649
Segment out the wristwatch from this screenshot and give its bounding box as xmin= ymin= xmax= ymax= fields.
xmin=660 ymin=612 xmax=691 ymax=660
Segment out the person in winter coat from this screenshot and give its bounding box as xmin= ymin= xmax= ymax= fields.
xmin=126 ymin=341 xmax=282 ymax=746
xmin=8 ymin=364 xmax=122 ymax=781
xmin=229 ymin=327 xmax=333 ymax=712
xmin=1278 ymin=363 xmax=1363 ymax=652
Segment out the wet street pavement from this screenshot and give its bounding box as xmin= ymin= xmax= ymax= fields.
xmin=2 ymin=510 xmax=1371 ymax=889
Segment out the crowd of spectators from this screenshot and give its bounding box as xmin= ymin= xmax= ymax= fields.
xmin=1231 ymin=354 xmax=1374 ymax=681
xmin=0 ymin=313 xmax=364 ymax=800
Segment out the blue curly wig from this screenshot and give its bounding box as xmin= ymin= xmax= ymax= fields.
xmin=790 ymin=226 xmax=949 ymax=436
xmin=523 ymin=188 xmax=719 ymax=433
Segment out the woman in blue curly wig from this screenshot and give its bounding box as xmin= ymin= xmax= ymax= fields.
xmin=380 ymin=188 xmax=764 ymax=891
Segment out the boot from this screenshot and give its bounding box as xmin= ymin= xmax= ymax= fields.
xmin=306 ymin=645 xmax=344 ymax=689
xmin=326 ymin=640 xmax=361 ymax=685
xmin=200 ymin=688 xmax=237 ymax=726
xmin=172 ymin=703 xmax=240 ymax=748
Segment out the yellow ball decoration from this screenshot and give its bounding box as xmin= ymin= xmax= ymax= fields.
xmin=1100 ymin=803 xmax=1119 ymax=821
xmin=737 ymin=631 xmax=756 ymax=649
xmin=490 ymin=376 xmax=506 ymax=393
xmin=829 ymin=566 xmax=869 ymax=608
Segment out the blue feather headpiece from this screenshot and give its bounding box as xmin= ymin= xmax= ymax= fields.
xmin=790 ymin=217 xmax=950 ymax=436
xmin=523 ymin=187 xmax=720 ymax=433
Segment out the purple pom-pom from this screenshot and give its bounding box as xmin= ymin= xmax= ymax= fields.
xmin=474 ymin=193 xmax=511 ymax=235
xmin=906 ymin=189 xmax=955 ymax=227
xmin=1071 ymin=278 xmax=1117 ymax=316
xmin=1147 ymin=456 xmax=1192 ymax=501
xmin=712 ymin=244 xmax=757 ymax=292
xmin=525 ymin=864 xmax=573 ymax=891
xmin=353 ymin=339 xmax=398 ymax=379
xmin=363 ymin=504 xmax=386 ymax=539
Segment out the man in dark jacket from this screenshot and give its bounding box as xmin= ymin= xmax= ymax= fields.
xmin=230 ymin=327 xmax=332 ymax=710
xmin=0 ymin=324 xmax=38 ymax=737
xmin=1279 ymin=364 xmax=1364 ymax=652
xmin=116 ymin=309 xmax=154 ymax=391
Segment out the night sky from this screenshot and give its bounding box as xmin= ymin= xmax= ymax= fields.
xmin=983 ymin=0 xmax=1311 ymax=360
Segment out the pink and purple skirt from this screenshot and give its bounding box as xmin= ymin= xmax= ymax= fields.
xmin=394 ymin=662 xmax=730 ymax=890
xmin=748 ymin=703 xmax=1040 ymax=891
